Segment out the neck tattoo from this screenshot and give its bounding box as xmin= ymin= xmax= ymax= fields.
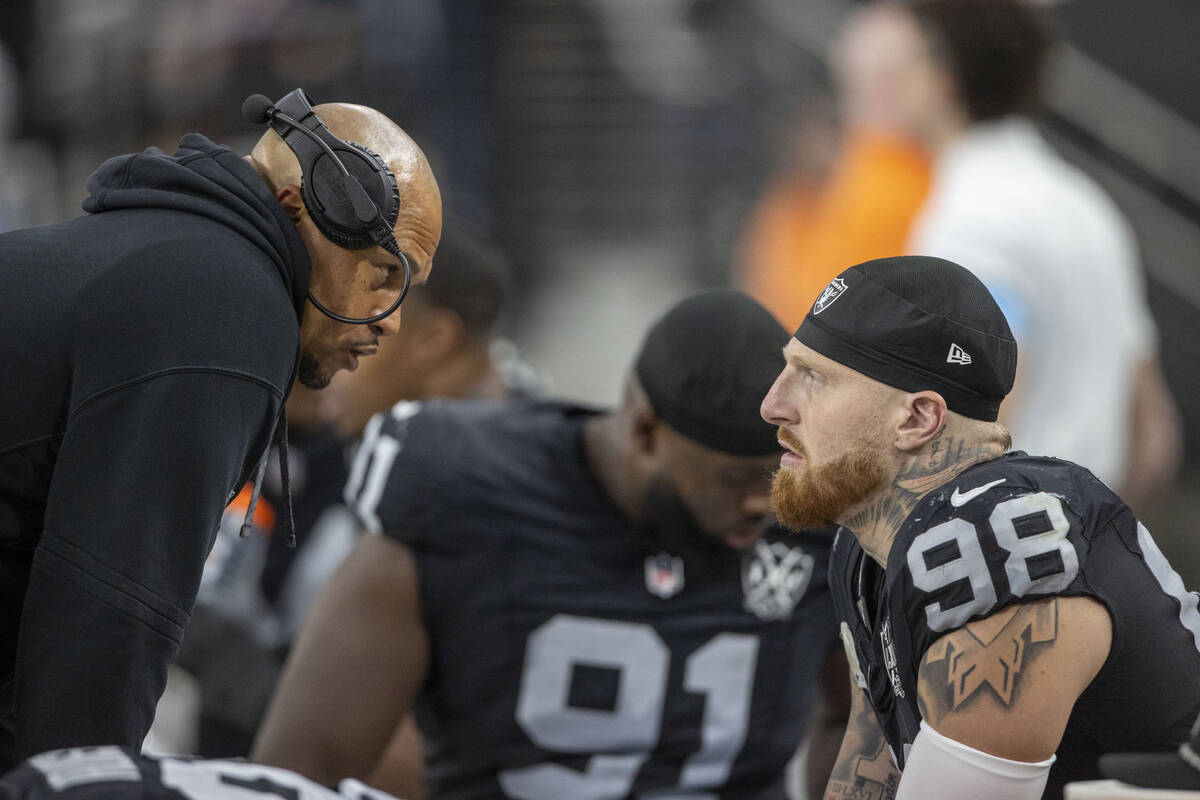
xmin=843 ymin=427 xmax=1003 ymax=564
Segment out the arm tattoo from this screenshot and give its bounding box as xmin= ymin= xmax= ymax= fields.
xmin=919 ymin=600 xmax=1059 ymax=724
xmin=825 ymin=695 xmax=900 ymax=800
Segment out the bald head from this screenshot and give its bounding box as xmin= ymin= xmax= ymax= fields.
xmin=249 ymin=99 xmax=443 ymax=390
xmin=249 ymin=102 xmax=441 ymax=247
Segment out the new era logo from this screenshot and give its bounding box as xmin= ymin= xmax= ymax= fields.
xmin=947 ymin=343 xmax=972 ymax=365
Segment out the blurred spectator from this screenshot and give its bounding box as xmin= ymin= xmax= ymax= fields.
xmin=332 ymin=217 xmax=543 ymax=440
xmin=173 ymin=221 xmax=534 ymax=758
xmin=738 ymin=2 xmax=931 ymax=327
xmin=896 ymin=0 xmax=1182 ymax=511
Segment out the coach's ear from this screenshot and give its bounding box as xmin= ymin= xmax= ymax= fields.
xmin=895 ymin=390 xmax=947 ymax=452
xmin=275 ymin=184 xmax=306 ymax=223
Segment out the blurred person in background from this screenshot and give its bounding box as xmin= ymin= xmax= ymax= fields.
xmin=173 ymin=220 xmax=527 ymax=759
xmin=738 ymin=2 xmax=932 ymax=326
xmin=895 ymin=0 xmax=1181 ymax=512
xmin=253 ymin=290 xmax=847 ymax=800
xmin=0 ymin=42 xmax=57 ymax=233
xmin=0 ymin=92 xmax=440 ymax=770
xmin=333 ymin=217 xmax=544 ymax=440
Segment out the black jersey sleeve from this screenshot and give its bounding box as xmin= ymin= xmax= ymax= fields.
xmin=348 ymin=400 xmax=451 ymax=544
xmin=342 ymin=400 xmax=464 ymax=546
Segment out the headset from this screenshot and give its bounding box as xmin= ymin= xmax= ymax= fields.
xmin=242 ymin=89 xmax=411 ymax=325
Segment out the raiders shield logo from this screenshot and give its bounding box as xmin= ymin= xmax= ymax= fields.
xmin=742 ymin=540 xmax=814 ymax=621
xmin=812 ymin=277 xmax=848 ymax=314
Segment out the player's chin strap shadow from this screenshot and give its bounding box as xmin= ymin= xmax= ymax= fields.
xmin=307 ymin=232 xmax=412 ymax=326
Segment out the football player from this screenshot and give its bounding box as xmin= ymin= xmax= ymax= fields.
xmin=0 ymin=746 xmax=399 ymax=800
xmin=761 ymin=254 xmax=1200 ymax=800
xmin=253 ymin=290 xmax=845 ymax=799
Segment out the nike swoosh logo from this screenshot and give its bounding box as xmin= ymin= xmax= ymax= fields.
xmin=949 ymin=478 xmax=1007 ymax=508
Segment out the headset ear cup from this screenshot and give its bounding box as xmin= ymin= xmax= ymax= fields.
xmin=350 ymin=142 xmax=401 ymax=228
xmin=300 ymin=142 xmax=400 ymax=251
xmin=301 ymin=175 xmax=374 ymax=250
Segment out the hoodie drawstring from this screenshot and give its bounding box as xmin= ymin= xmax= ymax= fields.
xmin=277 ymin=407 xmax=297 ymax=548
xmin=238 ymin=405 xmax=298 ymax=548
xmin=238 ymin=444 xmax=271 ymax=540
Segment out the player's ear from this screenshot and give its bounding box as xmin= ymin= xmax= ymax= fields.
xmin=623 ymin=371 xmax=664 ymax=458
xmin=418 ymin=307 xmax=463 ymax=361
xmin=895 ymin=391 xmax=946 ymax=451
xmin=631 ymin=404 xmax=662 ymax=457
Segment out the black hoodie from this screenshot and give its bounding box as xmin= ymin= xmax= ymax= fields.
xmin=0 ymin=134 xmax=310 ymax=767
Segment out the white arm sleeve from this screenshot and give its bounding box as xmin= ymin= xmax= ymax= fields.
xmin=895 ymin=721 xmax=1055 ymax=800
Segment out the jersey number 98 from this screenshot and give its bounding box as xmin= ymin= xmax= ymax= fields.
xmin=907 ymin=492 xmax=1080 ymax=631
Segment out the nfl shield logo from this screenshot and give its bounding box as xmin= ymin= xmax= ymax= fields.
xmin=742 ymin=540 xmax=814 ymax=621
xmin=812 ymin=277 xmax=848 ymax=314
xmin=645 ymin=552 xmax=685 ymax=599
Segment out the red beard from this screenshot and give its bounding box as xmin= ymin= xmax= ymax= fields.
xmin=770 ymin=431 xmax=887 ymax=530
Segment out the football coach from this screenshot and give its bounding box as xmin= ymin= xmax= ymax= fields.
xmin=0 ymin=89 xmax=441 ymax=769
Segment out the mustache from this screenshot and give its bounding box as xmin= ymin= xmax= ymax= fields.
xmin=776 ymin=427 xmax=805 ymax=458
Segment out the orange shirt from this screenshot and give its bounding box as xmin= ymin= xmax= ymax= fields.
xmin=740 ymin=129 xmax=931 ymax=328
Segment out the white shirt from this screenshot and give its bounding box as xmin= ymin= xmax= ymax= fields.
xmin=909 ymin=117 xmax=1156 ymax=486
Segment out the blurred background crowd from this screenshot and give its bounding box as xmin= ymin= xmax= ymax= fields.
xmin=2 ymin=0 xmax=1199 ymax=792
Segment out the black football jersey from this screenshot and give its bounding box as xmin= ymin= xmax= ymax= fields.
xmin=830 ymin=453 xmax=1200 ymax=799
xmin=344 ymin=399 xmax=838 ymax=800
xmin=0 ymin=746 xmax=397 ymax=799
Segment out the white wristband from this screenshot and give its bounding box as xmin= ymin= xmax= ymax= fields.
xmin=895 ymin=721 xmax=1055 ymax=800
